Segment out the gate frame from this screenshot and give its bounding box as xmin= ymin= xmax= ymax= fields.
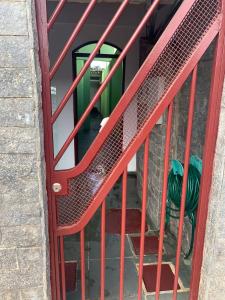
xmin=34 ymin=1 xmax=225 ymax=299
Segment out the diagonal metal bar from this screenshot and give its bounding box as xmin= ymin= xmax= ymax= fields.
xmin=50 ymin=0 xmax=97 ymax=79
xmin=48 ymin=0 xmax=67 ymax=31
xmin=53 ymin=0 xmax=160 ymax=167
xmin=51 ymin=0 xmax=130 ymax=122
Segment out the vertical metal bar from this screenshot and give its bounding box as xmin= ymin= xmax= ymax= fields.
xmin=173 ymin=66 xmax=198 ymax=299
xmin=55 ymin=237 xmax=61 ymax=300
xmin=100 ymin=200 xmax=106 ymax=300
xmin=49 ymin=0 xmax=97 ymax=78
xmin=155 ymin=102 xmax=174 ymax=299
xmin=47 ymin=0 xmax=67 ymax=31
xmin=60 ymin=236 xmax=66 ymax=300
xmin=34 ymin=1 xmax=61 ymax=299
xmin=138 ymin=135 xmax=150 ymax=300
xmin=119 ymin=168 xmax=128 ymax=300
xmin=80 ymin=229 xmax=86 ymax=300
xmin=190 ymin=6 xmax=225 ymax=299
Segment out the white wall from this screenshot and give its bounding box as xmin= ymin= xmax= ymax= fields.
xmin=48 ymin=2 xmax=146 ymax=170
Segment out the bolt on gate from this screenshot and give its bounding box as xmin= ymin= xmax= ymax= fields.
xmin=35 ymin=0 xmax=225 ymax=299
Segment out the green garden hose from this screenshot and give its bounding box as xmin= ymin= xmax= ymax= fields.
xmin=166 ymin=156 xmax=202 ymax=258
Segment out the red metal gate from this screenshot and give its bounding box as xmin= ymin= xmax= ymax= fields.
xmin=35 ymin=0 xmax=225 ymax=299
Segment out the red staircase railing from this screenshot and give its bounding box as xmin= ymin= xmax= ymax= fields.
xmin=35 ymin=0 xmax=225 ymax=299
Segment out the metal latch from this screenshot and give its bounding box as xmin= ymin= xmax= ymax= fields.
xmin=52 ymin=183 xmax=62 ymax=193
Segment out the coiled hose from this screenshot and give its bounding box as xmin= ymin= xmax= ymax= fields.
xmin=166 ymin=158 xmax=201 ymax=258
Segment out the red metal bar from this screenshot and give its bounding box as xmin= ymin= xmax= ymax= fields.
xmin=49 ymin=0 xmax=97 ymax=79
xmin=34 ymin=1 xmax=62 ymax=299
xmin=60 ymin=236 xmax=66 ymax=300
xmin=173 ymin=66 xmax=198 ymax=299
xmin=190 ymin=6 xmax=225 ymax=299
xmin=80 ymin=229 xmax=86 ymax=300
xmin=138 ymin=135 xmax=150 ymax=300
xmin=53 ymin=0 xmax=160 ymax=166
xmin=155 ymin=102 xmax=173 ymax=299
xmin=56 ymin=18 xmax=220 ymax=237
xmin=100 ymin=200 xmax=106 ymax=300
xmin=47 ymin=0 xmax=67 ymax=32
xmin=119 ymin=168 xmax=128 ymax=300
xmin=51 ymin=0 xmax=129 ymax=117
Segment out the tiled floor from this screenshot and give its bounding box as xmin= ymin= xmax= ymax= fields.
xmin=65 ymin=175 xmax=191 ymax=299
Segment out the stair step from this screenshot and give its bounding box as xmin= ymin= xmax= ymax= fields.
xmin=105 ymin=208 xmax=148 ymax=234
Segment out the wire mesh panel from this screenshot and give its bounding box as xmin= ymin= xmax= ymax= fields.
xmin=56 ymin=0 xmax=221 ymax=227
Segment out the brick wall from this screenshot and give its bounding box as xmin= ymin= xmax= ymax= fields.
xmin=0 ymin=0 xmax=50 ymax=298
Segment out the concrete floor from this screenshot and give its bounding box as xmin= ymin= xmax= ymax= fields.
xmin=64 ymin=175 xmax=191 ymax=300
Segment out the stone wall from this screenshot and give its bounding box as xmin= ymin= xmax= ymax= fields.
xmin=198 ymin=82 xmax=225 ymax=300
xmin=0 ymin=0 xmax=50 ymax=298
xmin=137 ymin=45 xmax=214 ymax=253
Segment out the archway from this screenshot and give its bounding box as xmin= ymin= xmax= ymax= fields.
xmin=72 ymin=42 xmax=125 ymax=162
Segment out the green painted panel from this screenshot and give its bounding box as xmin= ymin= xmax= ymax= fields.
xmin=100 ymin=65 xmax=110 ymax=118
xmin=76 ymin=59 xmax=90 ymax=130
xmin=109 ymin=59 xmax=123 ymax=112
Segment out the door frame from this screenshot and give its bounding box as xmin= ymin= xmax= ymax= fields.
xmin=72 ymin=42 xmax=126 ymax=163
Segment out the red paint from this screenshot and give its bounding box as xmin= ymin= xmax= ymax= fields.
xmin=100 ymin=201 xmax=106 ymax=300
xmin=131 ymin=236 xmax=159 ymax=255
xmin=173 ymin=66 xmax=198 ymax=300
xmin=80 ymin=230 xmax=86 ymax=300
xmin=119 ymin=169 xmax=128 ymax=300
xmin=156 ymin=103 xmax=173 ymax=299
xmin=137 ymin=136 xmax=150 ymax=300
xmin=143 ymin=264 xmax=181 ymax=293
xmin=105 ymin=208 xmax=148 ymax=235
xmin=47 ymin=0 xmax=67 ymax=31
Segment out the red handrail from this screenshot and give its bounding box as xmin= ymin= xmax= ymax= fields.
xmin=53 ymin=0 xmax=161 ymax=166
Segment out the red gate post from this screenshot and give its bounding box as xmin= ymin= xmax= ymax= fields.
xmin=190 ymin=2 xmax=225 ymax=298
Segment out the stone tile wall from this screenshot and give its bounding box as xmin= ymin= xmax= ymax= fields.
xmin=198 ymin=82 xmax=225 ymax=300
xmin=0 ymin=0 xmax=50 ymax=298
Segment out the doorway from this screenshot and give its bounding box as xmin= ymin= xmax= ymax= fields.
xmin=72 ymin=42 xmax=125 ymax=163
